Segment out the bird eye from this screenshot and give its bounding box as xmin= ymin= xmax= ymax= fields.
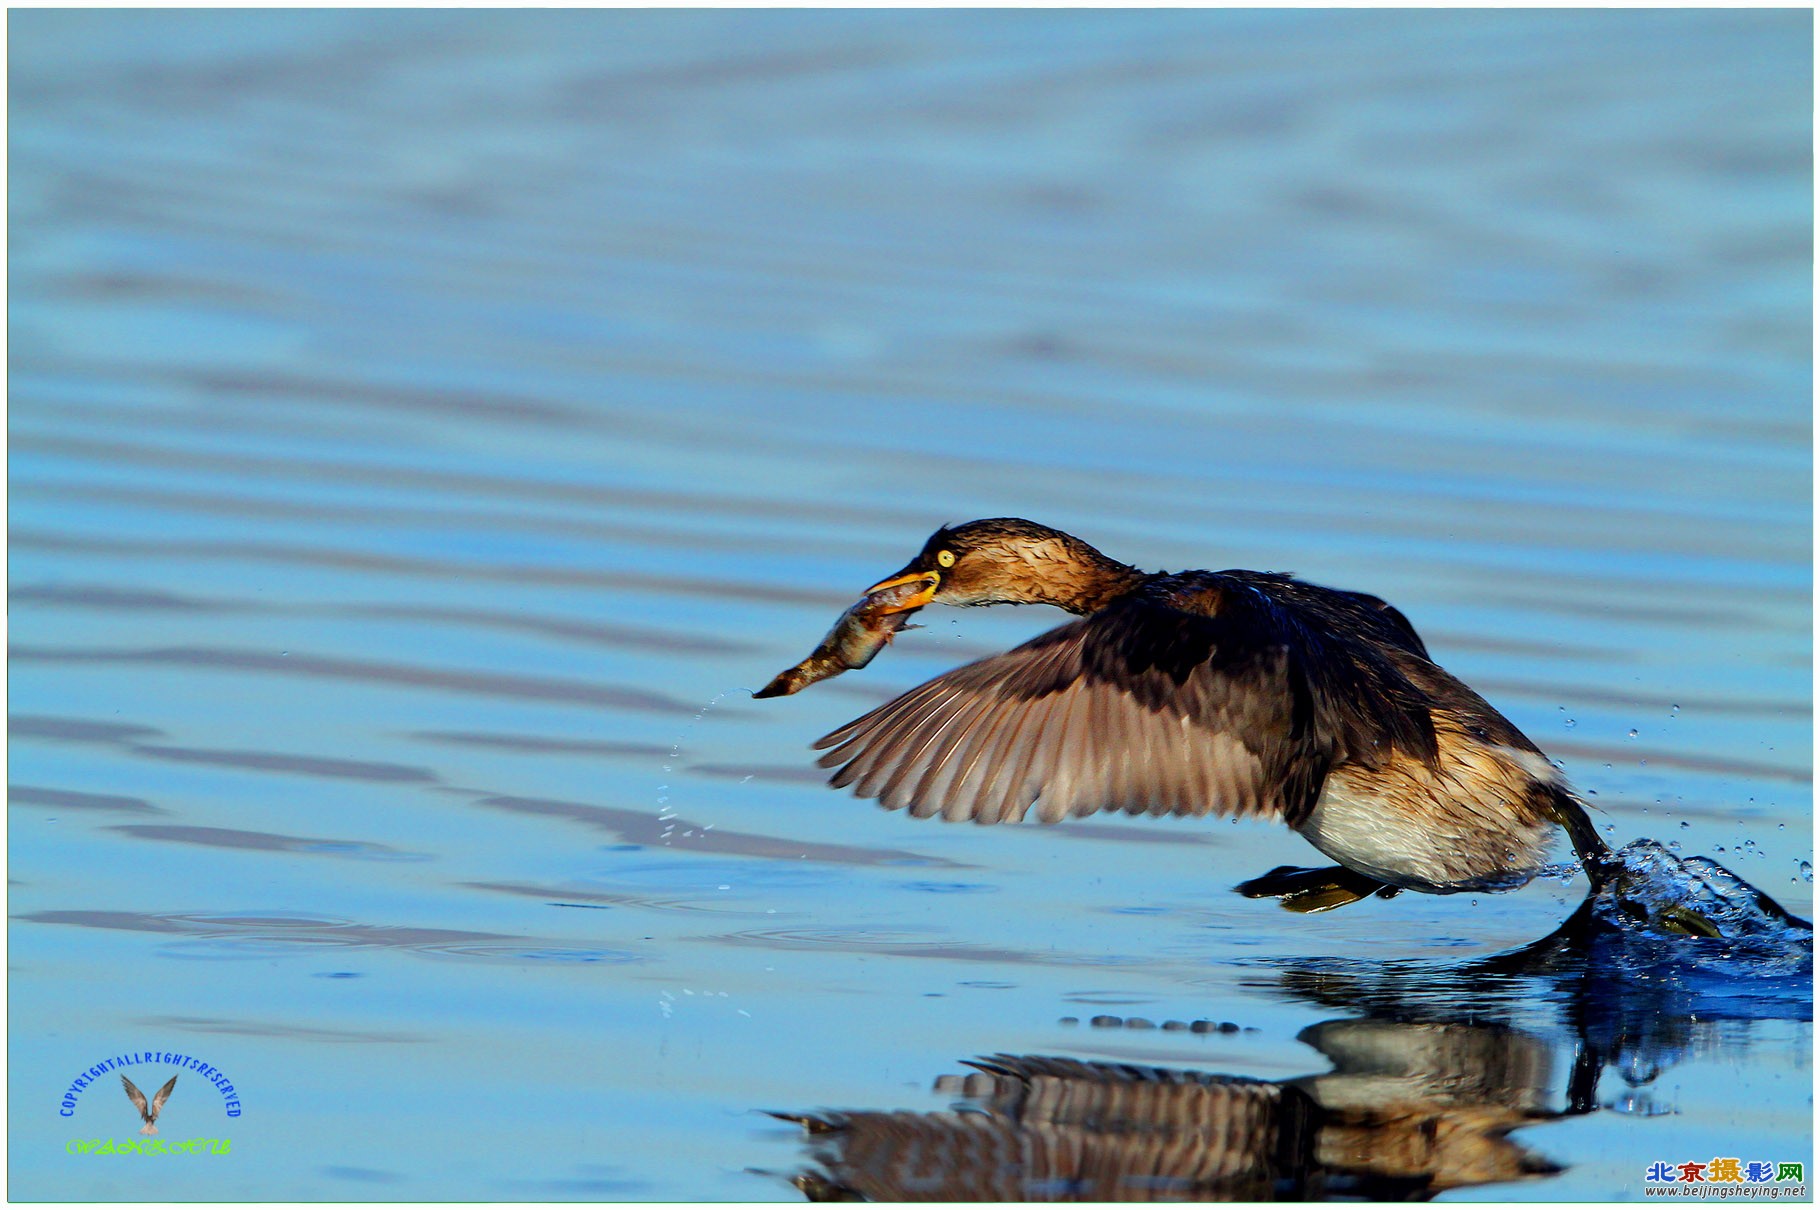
xmin=936 ymin=550 xmax=956 ymax=568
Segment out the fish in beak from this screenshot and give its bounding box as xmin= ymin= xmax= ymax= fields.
xmin=859 ymin=570 xmax=941 ymax=613
xmin=753 ymin=573 xmax=938 ymax=698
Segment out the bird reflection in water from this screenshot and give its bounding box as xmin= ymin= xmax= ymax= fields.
xmin=772 ymin=1022 xmax=1560 ymax=1202
xmin=768 ymin=894 xmax=1810 ymax=1202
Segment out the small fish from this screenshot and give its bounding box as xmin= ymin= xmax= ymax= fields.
xmin=754 ymin=577 xmax=933 ymax=699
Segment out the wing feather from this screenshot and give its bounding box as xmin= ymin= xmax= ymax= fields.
xmin=997 ymin=691 xmax=1064 ymax=824
xmin=937 ymin=691 xmax=1022 ymax=820
xmin=956 ymin=689 xmax=1027 ymax=824
xmin=1126 ymin=706 xmax=1163 ymax=815
xmin=924 ymin=695 xmax=1000 ymax=821
xmin=1015 ymin=688 xmax=1070 ymax=819
xmin=121 ymin=1075 xmax=149 ymax=1119
xmin=948 ymin=692 xmax=1028 ymax=824
xmin=840 ymin=684 xmax=969 ymax=804
xmin=899 ymin=690 xmax=990 ymax=817
xmin=1034 ymin=673 xmax=1090 ymax=823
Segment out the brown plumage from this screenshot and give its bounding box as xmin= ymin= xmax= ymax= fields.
xmin=786 ymin=519 xmax=1610 ymax=908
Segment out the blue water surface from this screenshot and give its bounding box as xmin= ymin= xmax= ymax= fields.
xmin=8 ymin=9 xmax=1811 ymax=1201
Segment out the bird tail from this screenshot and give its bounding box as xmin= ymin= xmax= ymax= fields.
xmin=140 ymin=1123 xmax=157 ymax=1136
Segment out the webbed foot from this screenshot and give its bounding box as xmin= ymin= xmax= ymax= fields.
xmin=1236 ymin=865 xmax=1400 ymax=913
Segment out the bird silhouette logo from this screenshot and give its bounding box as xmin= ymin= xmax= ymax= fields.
xmin=119 ymin=1073 xmax=177 ymax=1136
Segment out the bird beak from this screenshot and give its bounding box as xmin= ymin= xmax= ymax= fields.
xmin=861 ymin=570 xmax=941 ymax=613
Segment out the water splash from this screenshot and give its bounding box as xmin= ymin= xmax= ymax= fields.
xmin=1591 ymin=839 xmax=1811 ymax=959
xmin=657 ymin=690 xmax=738 ymax=846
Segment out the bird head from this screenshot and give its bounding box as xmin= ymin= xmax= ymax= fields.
xmin=859 ymin=518 xmax=1139 ymax=614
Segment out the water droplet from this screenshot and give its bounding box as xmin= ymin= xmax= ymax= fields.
xmin=1800 ymin=861 xmax=1812 ymax=884
xmin=1670 ymin=704 xmax=1680 ymax=716
xmin=1679 ymin=821 xmax=1690 ymax=829
xmin=1667 ymin=840 xmax=1681 ymax=852
xmin=1626 ymin=728 xmax=1639 ymax=739
xmin=1564 ymin=718 xmax=1577 ymax=729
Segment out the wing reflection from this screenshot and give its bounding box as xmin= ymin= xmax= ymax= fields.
xmin=781 ymin=1057 xmax=1318 ymax=1201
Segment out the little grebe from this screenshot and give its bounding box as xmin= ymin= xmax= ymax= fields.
xmin=789 ymin=518 xmax=1612 ymax=911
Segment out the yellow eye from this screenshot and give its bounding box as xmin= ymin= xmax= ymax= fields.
xmin=936 ymin=549 xmax=956 ymax=568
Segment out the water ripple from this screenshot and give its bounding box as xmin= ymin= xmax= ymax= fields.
xmin=13 ymin=582 xmax=757 ymax=656
xmin=714 ymin=925 xmax=1151 ymax=968
xmin=407 ymin=729 xmax=674 ymax=759
xmin=137 ymin=1014 xmax=427 ymax=1043
xmin=107 ymin=824 xmax=429 ymax=861
xmin=10 ymin=784 xmax=164 ymax=815
xmin=473 ymin=792 xmax=966 ymax=868
xmin=11 ymin=643 xmax=716 ymax=716
xmin=130 ymin=744 xmax=438 ymax=784
xmin=466 ymin=880 xmax=782 ymax=918
xmin=19 ymin=908 xmax=644 ymax=967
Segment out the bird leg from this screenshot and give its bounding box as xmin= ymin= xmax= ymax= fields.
xmin=1235 ymin=865 xmax=1400 ymax=913
xmin=1545 ymin=787 xmax=1620 ymax=890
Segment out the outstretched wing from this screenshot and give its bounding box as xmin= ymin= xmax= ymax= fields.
xmin=150 ymin=1075 xmax=178 ymax=1118
xmin=121 ymin=1074 xmax=150 ymax=1119
xmin=815 ymin=593 xmax=1354 ymax=826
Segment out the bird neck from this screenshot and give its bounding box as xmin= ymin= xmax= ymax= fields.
xmin=1042 ymin=549 xmax=1148 ymax=615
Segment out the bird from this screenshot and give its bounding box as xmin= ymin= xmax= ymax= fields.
xmin=120 ymin=1073 xmax=178 ymax=1135
xmin=802 ymin=518 xmax=1613 ymax=911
